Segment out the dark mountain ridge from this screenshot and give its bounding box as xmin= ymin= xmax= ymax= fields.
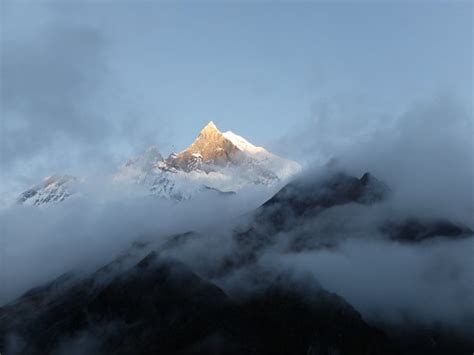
xmin=0 ymin=252 xmax=396 ymax=355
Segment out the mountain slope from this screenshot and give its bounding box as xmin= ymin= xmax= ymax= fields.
xmin=223 ymin=130 xmax=301 ymax=180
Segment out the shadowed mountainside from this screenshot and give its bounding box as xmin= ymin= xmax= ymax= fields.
xmin=0 ymin=252 xmax=396 ymax=355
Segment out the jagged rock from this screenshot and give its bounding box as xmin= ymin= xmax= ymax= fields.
xmin=257 ymin=171 xmax=388 ymax=231
xmin=167 ymin=121 xmax=242 ymax=171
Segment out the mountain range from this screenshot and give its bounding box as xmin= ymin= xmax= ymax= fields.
xmin=17 ymin=122 xmax=300 ymax=205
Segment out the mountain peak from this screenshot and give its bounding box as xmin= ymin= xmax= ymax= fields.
xmin=203 ymin=121 xmax=218 ymax=131
xmin=200 ymin=121 xmax=220 ymax=135
xmin=167 ymin=121 xmax=240 ymax=171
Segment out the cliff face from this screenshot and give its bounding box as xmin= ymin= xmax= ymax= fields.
xmin=168 ymin=121 xmax=243 ymax=171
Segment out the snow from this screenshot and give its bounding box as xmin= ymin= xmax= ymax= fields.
xmin=16 ymin=176 xmax=81 ymax=206
xmin=222 ymin=131 xmax=265 ymax=154
xmin=223 ymin=131 xmax=301 ymax=180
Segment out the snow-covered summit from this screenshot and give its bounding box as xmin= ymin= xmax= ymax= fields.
xmin=167 ymin=121 xmax=241 ymax=171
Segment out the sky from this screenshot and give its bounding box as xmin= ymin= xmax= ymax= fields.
xmin=0 ymin=0 xmax=472 ymax=199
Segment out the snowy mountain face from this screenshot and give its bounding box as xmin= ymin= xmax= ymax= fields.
xmin=222 ymin=130 xmax=300 ymax=181
xmin=16 ymin=176 xmax=79 ymax=206
xmin=17 ymin=122 xmax=301 ymax=205
xmin=114 ymin=121 xmax=300 ymax=200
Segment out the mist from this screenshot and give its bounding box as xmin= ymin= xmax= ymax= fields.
xmin=277 ymin=94 xmax=473 ymax=225
xmin=164 ymin=198 xmax=474 ymax=333
xmin=265 ymin=95 xmax=473 ymax=330
xmin=0 ymin=182 xmax=272 ymax=305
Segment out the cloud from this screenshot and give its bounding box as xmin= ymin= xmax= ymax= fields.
xmin=275 ymin=94 xmax=474 ymax=224
xmin=260 ymin=230 xmax=474 ymax=332
xmin=340 ymin=95 xmax=474 ymax=224
xmin=1 ymin=14 xmax=109 ymax=169
xmin=155 ymin=187 xmax=473 ymax=333
xmin=0 ymin=3 xmax=171 ymax=203
xmin=245 ymin=96 xmax=473 ymax=332
xmin=0 ymin=181 xmax=268 ymax=305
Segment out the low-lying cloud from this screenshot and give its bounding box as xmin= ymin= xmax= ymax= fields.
xmin=276 ymin=94 xmax=473 ymax=225
xmin=0 ymin=183 xmax=270 ymax=305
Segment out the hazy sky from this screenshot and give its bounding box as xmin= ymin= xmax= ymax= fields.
xmin=0 ymin=0 xmax=472 ymax=195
